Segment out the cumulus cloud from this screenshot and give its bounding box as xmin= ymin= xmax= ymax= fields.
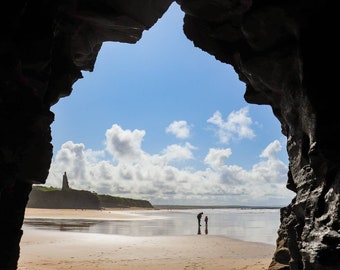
xmin=162 ymin=142 xmax=195 ymax=162
xmin=204 ymin=148 xmax=232 ymax=170
xmin=166 ymin=120 xmax=190 ymax=139
xmin=105 ymin=124 xmax=145 ymax=162
xmin=46 ymin=122 xmax=293 ymax=206
xmin=260 ymin=140 xmax=282 ymax=159
xmin=207 ymin=107 xmax=255 ymax=144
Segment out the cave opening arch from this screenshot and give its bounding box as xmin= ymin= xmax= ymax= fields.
xmin=47 ymin=2 xmax=291 ymax=207
xmin=0 ymin=1 xmax=337 ymax=269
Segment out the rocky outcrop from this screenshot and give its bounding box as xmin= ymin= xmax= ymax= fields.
xmin=177 ymin=1 xmax=338 ymax=269
xmin=27 ymin=185 xmax=153 ymax=209
xmin=0 ymin=0 xmax=338 ymax=269
xmin=0 ymin=1 xmax=172 ymax=268
xmin=27 ymin=186 xmax=101 ymax=209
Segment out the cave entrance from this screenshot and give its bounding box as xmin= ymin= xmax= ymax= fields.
xmin=46 ymin=2 xmax=290 ymax=208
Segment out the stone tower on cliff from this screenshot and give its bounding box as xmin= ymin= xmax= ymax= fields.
xmin=62 ymin=172 xmax=70 ymax=191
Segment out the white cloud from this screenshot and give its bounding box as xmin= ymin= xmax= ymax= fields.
xmin=45 ymin=124 xmax=293 ymax=206
xmin=105 ymin=124 xmax=145 ymax=163
xmin=166 ymin=120 xmax=190 ymax=139
xmin=260 ymin=139 xmax=282 ymax=159
xmin=162 ymin=142 xmax=195 ymax=162
xmin=207 ymin=107 xmax=255 ymax=144
xmin=204 ymin=148 xmax=232 ymax=170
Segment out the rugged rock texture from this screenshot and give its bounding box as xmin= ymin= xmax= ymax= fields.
xmin=177 ymin=1 xmax=338 ymax=269
xmin=0 ymin=0 xmax=338 ymax=269
xmin=0 ymin=1 xmax=172 ymax=268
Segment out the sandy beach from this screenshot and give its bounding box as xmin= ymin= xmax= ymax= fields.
xmin=18 ymin=208 xmax=275 ymax=270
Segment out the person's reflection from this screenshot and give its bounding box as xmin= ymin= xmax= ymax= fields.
xmin=204 ymin=215 xmax=208 ymax=235
xmin=197 ymin=225 xmax=201 ymax=235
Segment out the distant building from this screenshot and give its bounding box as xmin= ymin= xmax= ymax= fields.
xmin=62 ymin=171 xmax=70 ymax=191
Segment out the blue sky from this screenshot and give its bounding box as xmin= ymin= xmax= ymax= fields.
xmin=46 ymin=3 xmax=294 ymax=206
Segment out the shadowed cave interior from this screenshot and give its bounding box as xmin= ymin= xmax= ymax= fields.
xmin=0 ymin=1 xmax=338 ymax=270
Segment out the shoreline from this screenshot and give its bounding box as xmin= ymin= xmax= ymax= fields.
xmin=23 ymin=207 xmax=155 ymax=220
xmin=19 ymin=208 xmax=275 ymax=270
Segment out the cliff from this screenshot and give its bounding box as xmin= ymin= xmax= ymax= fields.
xmin=27 ymin=186 xmax=154 ymax=210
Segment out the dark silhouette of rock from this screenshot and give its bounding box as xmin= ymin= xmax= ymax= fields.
xmin=0 ymin=1 xmax=338 ymax=269
xmin=27 ymin=173 xmax=154 ymax=210
xmin=28 ymin=186 xmax=101 ymax=210
xmin=27 ymin=185 xmax=154 ymax=210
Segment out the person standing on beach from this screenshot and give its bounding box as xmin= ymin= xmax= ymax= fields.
xmin=204 ymin=215 xmax=208 ymax=235
xmin=197 ymin=212 xmax=203 ymax=227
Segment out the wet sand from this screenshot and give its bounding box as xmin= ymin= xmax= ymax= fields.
xmin=18 ymin=208 xmax=275 ymax=270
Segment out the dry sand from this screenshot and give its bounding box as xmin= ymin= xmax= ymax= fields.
xmin=18 ymin=208 xmax=275 ymax=270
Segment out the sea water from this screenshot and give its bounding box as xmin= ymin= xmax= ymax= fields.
xmin=23 ymin=208 xmax=281 ymax=245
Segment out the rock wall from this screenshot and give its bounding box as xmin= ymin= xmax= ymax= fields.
xmin=176 ymin=1 xmax=339 ymax=269
xmin=0 ymin=0 xmax=338 ymax=269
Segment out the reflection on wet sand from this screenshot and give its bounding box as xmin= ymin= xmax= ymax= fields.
xmin=23 ymin=208 xmax=280 ymax=245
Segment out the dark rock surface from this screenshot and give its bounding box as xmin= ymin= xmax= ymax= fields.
xmin=0 ymin=0 xmax=338 ymax=269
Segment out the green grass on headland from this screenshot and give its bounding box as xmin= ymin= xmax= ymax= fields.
xmin=27 ymin=185 xmax=153 ymax=209
xmin=154 ymin=204 xmax=282 ymax=210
